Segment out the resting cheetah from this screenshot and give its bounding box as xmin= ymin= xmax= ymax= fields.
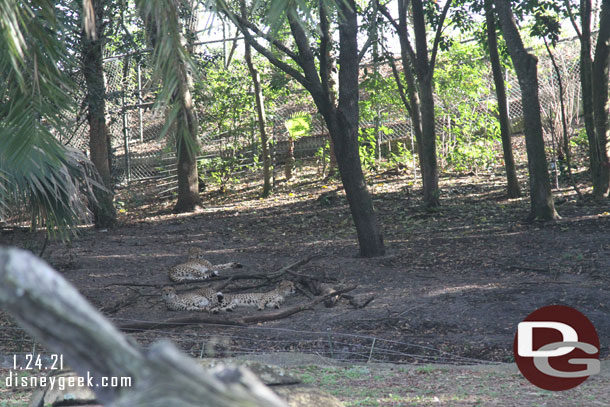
xmin=161 ymin=286 xmax=224 ymax=312
xmin=213 ymin=281 xmax=296 ymax=312
xmin=169 ymin=248 xmax=242 ymax=282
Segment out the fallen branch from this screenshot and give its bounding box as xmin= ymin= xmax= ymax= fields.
xmin=118 ymin=286 xmax=357 ymax=331
xmin=239 ymin=285 xmax=357 ymax=324
xmin=106 ymin=256 xmax=319 ymax=290
xmin=101 ymin=295 xmax=139 ymax=315
xmin=267 ymin=255 xmax=319 ymax=278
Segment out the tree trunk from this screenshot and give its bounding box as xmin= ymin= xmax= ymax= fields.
xmin=494 ymin=0 xmax=559 ymax=220
xmin=484 ymin=0 xmax=521 ymax=198
xmin=591 ymin=0 xmax=610 ymax=198
xmin=329 ymin=0 xmax=385 ymax=257
xmin=386 ymin=0 xmax=440 ymax=208
xmin=241 ymin=1 xmax=271 ymax=197
xmin=327 ymin=138 xmax=338 ymax=178
xmin=579 ymin=0 xmax=602 ymax=193
xmin=411 ymin=0 xmax=440 ymax=207
xmin=173 ymin=26 xmax=202 ymax=213
xmin=81 ymin=0 xmax=117 ymax=228
xmin=226 ymin=0 xmax=385 ymax=257
xmin=285 ymin=138 xmax=295 ymax=180
xmin=418 ymin=75 xmax=440 ymax=207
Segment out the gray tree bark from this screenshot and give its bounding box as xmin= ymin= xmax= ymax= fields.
xmin=81 ymin=0 xmax=117 ymax=228
xmin=484 ymin=0 xmax=521 ymax=198
xmin=578 ymin=0 xmax=601 ymax=193
xmin=0 ymin=247 xmax=286 ymax=407
xmin=591 ymin=0 xmax=610 ymax=198
xmin=494 ymin=0 xmax=559 ymax=220
xmin=173 ymin=21 xmax=203 ymax=213
xmin=241 ymin=0 xmax=272 ymax=197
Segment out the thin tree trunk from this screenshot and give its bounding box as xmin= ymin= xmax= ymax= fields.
xmin=326 ymin=49 xmax=339 ymax=178
xmin=544 ymin=39 xmax=583 ymax=199
xmin=494 ymin=0 xmax=559 ymax=220
xmin=327 ymin=138 xmax=338 ymax=177
xmin=417 ymin=75 xmax=440 ymax=207
xmin=412 ymin=0 xmax=440 ymax=207
xmin=381 ymin=0 xmax=446 ymax=208
xmin=579 ymin=0 xmax=602 ymax=192
xmin=285 ymin=138 xmax=295 ymax=180
xmin=591 ymin=0 xmax=610 ymax=198
xmin=241 ymin=1 xmax=271 ymax=197
xmin=81 ymin=0 xmax=116 ymax=228
xmin=484 ymin=0 xmax=521 ymax=198
xmin=173 ymin=21 xmax=202 ymax=213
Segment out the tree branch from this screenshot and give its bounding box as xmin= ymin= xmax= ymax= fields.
xmin=358 ymin=1 xmax=378 ymax=62
xmin=565 ymin=0 xmax=582 ymax=40
xmin=429 ymin=0 xmax=453 ymax=73
xmin=215 ymin=1 xmax=308 ymax=88
xmin=379 ymin=0 xmax=417 ymax=67
xmin=319 ymin=0 xmax=332 ymax=99
xmin=286 ymin=8 xmax=324 ymax=96
xmin=377 ymin=0 xmax=399 ymax=32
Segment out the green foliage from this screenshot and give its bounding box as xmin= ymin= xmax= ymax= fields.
xmin=435 ymin=40 xmax=502 ymax=172
xmin=571 ymin=127 xmax=589 ymax=149
xmin=194 ymin=57 xmax=255 ymax=137
xmin=358 ymin=67 xmax=408 ymax=171
xmin=197 ymin=148 xmax=258 ymax=193
xmin=198 ymin=157 xmax=236 ymax=193
xmin=284 ymin=112 xmax=311 ymax=140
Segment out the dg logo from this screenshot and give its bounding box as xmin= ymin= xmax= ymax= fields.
xmin=513 ymin=305 xmax=600 ymax=391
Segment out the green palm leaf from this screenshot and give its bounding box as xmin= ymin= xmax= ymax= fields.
xmin=0 ymin=0 xmax=101 ymax=240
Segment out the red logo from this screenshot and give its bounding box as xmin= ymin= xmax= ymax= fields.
xmin=513 ymin=305 xmax=600 ymax=391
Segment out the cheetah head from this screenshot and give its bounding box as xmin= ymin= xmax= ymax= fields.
xmin=187 ymin=247 xmax=207 ymax=260
xmin=161 ymin=286 xmax=176 ymax=300
xmin=278 ymin=281 xmax=296 ymax=295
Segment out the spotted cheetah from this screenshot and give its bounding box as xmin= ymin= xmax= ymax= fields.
xmin=169 ymin=248 xmax=242 ymax=282
xmin=161 ymin=286 xmax=224 ymax=312
xmin=213 ymin=281 xmax=296 ymax=312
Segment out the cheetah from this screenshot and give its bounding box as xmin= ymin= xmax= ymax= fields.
xmin=169 ymin=248 xmax=242 ymax=282
xmin=161 ymin=286 xmax=224 ymax=312
xmin=213 ymin=281 xmax=296 ymax=312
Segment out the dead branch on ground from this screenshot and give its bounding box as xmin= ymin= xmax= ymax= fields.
xmin=118 ymin=286 xmax=357 ymax=332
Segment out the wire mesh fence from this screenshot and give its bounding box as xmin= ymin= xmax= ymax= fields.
xmin=0 ymin=34 xmax=590 ymax=227
xmin=70 ymin=35 xmax=584 ymax=197
xmin=0 ymin=320 xmax=501 ymax=367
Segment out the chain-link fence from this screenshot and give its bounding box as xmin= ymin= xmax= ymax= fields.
xmin=57 ymin=35 xmax=589 ymax=204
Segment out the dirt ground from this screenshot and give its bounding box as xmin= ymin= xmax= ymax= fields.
xmin=1 ymin=162 xmax=609 ymax=366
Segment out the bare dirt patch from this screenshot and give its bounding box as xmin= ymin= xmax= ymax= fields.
xmin=1 ymin=164 xmax=609 ymax=368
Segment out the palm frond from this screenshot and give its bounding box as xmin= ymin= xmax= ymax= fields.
xmin=136 ymin=0 xmax=200 ymax=156
xmin=0 ymin=0 xmax=100 ymax=240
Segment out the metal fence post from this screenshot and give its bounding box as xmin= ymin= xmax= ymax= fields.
xmin=137 ymin=62 xmax=144 ymax=142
